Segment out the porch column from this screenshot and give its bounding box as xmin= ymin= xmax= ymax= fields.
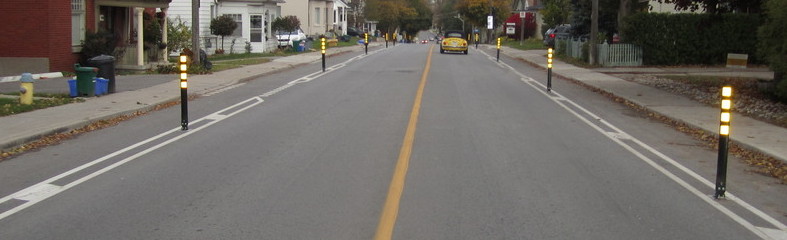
xmin=162 ymin=8 xmax=168 ymax=62
xmin=136 ymin=7 xmax=144 ymax=66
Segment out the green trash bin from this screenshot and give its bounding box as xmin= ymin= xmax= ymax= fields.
xmin=292 ymin=40 xmax=301 ymax=51
xmin=74 ymin=64 xmax=97 ymax=97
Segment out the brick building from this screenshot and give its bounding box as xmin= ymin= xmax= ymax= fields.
xmin=0 ymin=0 xmax=171 ymax=76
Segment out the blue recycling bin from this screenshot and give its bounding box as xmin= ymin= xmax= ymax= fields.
xmin=68 ymin=79 xmax=77 ymax=97
xmin=95 ymin=78 xmax=108 ymax=95
xmin=68 ymin=78 xmax=108 ymax=96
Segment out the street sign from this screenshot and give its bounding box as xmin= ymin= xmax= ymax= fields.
xmin=487 ymin=15 xmax=493 ymax=29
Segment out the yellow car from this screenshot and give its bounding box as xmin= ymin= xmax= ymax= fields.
xmin=440 ymin=31 xmax=468 ymax=54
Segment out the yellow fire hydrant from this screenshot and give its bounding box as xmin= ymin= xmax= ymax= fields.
xmin=19 ymin=73 xmax=34 ymax=105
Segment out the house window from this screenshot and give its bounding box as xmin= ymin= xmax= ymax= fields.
xmin=71 ymin=0 xmax=86 ymax=47
xmin=225 ymin=14 xmax=243 ymax=37
xmin=250 ymin=15 xmax=262 ymax=42
xmin=333 ymin=9 xmax=337 ymax=24
xmin=314 ymin=7 xmax=321 ymax=25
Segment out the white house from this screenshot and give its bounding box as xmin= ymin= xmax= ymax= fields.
xmin=168 ymin=0 xmax=283 ymax=54
xmin=332 ymin=0 xmax=348 ymax=35
xmin=280 ymin=0 xmax=348 ymax=37
xmin=649 ymin=1 xmax=698 ymax=13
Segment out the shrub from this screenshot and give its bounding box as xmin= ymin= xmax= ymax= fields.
xmin=623 ymin=13 xmax=760 ymax=66
xmin=155 ymin=63 xmax=211 ymax=74
xmin=210 ymin=15 xmax=238 ymax=51
xmin=167 ymin=17 xmax=192 ymax=54
xmin=758 ymin=0 xmax=787 ymax=101
xmin=79 ymin=30 xmax=116 ymax=64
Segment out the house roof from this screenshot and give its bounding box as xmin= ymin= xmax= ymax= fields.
xmin=218 ymin=0 xmax=286 ymax=3
xmin=95 ymin=0 xmax=173 ymax=8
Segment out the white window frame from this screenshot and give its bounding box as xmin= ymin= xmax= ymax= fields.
xmin=314 ymin=7 xmax=321 ymax=25
xmin=225 ymin=14 xmax=243 ymax=37
xmin=71 ymin=0 xmax=86 ymax=51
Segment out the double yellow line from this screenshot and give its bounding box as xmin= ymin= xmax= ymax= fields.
xmin=373 ymin=45 xmax=435 ymax=240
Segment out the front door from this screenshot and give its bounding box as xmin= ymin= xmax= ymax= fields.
xmin=250 ymin=14 xmax=264 ymax=52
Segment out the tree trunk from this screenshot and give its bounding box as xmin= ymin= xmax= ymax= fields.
xmin=618 ymin=0 xmax=631 ymax=41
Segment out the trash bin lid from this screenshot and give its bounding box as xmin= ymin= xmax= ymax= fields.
xmin=88 ymin=54 xmax=116 ymax=63
xmin=75 ymin=66 xmax=98 ymax=72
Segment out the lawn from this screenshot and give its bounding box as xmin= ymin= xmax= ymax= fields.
xmin=210 ymin=58 xmax=272 ymax=72
xmin=0 ymin=94 xmax=83 ymax=117
xmin=501 ymin=38 xmax=548 ymax=51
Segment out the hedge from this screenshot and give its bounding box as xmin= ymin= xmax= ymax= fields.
xmin=622 ymin=13 xmax=760 ymax=66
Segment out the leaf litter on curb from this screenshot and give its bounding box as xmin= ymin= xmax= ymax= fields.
xmin=0 ymin=100 xmax=181 ymax=162
xmin=512 ymin=58 xmax=786 ymax=183
xmin=619 ymin=74 xmax=787 ymax=183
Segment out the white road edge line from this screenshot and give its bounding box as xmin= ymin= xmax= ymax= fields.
xmin=0 ymin=97 xmax=263 ymax=221
xmin=479 ymin=49 xmax=786 ymax=239
xmin=0 ymin=47 xmax=389 ymax=221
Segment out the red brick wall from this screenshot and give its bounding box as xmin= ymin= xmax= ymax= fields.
xmin=0 ymin=0 xmax=95 ymax=73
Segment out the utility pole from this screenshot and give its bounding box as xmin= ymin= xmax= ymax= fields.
xmin=488 ymin=0 xmax=493 ymax=44
xmin=455 ymin=14 xmax=465 ymax=32
xmin=590 ymin=0 xmax=598 ymax=65
xmin=191 ymin=0 xmax=200 ymax=65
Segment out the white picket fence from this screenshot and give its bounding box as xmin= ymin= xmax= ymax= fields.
xmin=555 ymin=39 xmax=642 ymax=67
xmin=598 ymin=42 xmax=642 ymax=67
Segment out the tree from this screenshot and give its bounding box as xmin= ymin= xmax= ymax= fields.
xmin=652 ymin=0 xmax=762 ymax=13
xmin=455 ymin=0 xmax=510 ymax=42
xmin=570 ymin=0 xmax=618 ymax=38
xmin=167 ymin=17 xmax=191 ymax=54
xmin=271 ymin=16 xmax=301 ymax=46
xmin=143 ymin=12 xmax=163 ymax=49
xmin=758 ymin=0 xmax=787 ymax=100
xmin=366 ymin=0 xmax=431 ymax=37
xmin=401 ymin=0 xmax=433 ymax=35
xmin=210 ymin=15 xmax=238 ymax=52
xmin=436 ymin=0 xmax=462 ymax=31
xmin=370 ymin=0 xmax=417 ymax=35
xmin=540 ymin=0 xmax=572 ymax=31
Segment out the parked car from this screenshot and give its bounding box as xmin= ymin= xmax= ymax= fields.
xmin=543 ymin=24 xmax=571 ymax=47
xmin=346 ymin=27 xmax=361 ymax=37
xmin=440 ymin=31 xmax=468 ymax=54
xmin=276 ymin=29 xmax=307 ymax=47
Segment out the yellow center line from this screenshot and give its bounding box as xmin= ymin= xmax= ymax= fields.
xmin=374 ymin=45 xmax=435 ymax=240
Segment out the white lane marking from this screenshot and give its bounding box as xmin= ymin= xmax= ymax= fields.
xmin=0 ymin=97 xmax=264 ymax=221
xmin=606 ymin=132 xmax=632 ymax=140
xmin=479 ymin=50 xmax=787 ymax=238
xmin=0 ymin=47 xmax=391 ymax=221
xmin=13 ymin=184 xmax=61 ymax=202
xmin=262 ymin=47 xmax=387 ymax=99
xmin=757 ymin=227 xmax=787 ymax=240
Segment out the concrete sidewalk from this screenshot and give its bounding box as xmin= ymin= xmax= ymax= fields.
xmin=497 ymin=46 xmax=786 ymax=163
xmin=0 ymin=44 xmax=368 ymax=151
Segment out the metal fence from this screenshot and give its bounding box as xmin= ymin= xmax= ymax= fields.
xmin=598 ymin=42 xmax=643 ymax=67
xmin=555 ymin=39 xmax=643 ymax=67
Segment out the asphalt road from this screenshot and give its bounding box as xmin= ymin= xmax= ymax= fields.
xmin=0 ymin=43 xmax=784 ymax=239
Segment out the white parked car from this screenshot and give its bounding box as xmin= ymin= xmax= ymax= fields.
xmin=276 ymin=29 xmax=307 ymax=47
